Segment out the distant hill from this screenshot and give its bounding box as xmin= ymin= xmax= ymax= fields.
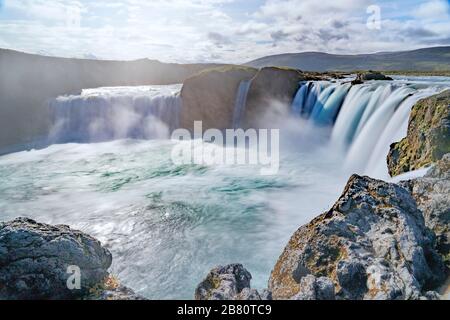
xmin=246 ymin=46 xmax=450 ymax=72
xmin=0 ymin=49 xmax=224 ymax=153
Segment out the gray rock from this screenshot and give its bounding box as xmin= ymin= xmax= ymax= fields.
xmin=0 ymin=217 xmax=112 ymax=299
xmin=269 ymin=175 xmax=446 ymax=300
xmin=291 ymin=275 xmax=335 ymax=300
xmin=400 ymin=153 xmax=450 ymax=277
xmin=352 ymin=71 xmax=393 ymax=85
xmin=236 ymin=288 xmax=262 ymax=300
xmin=260 ymin=289 xmax=273 ymax=300
xmin=420 ymin=291 xmax=441 ymax=300
xmin=195 ymin=264 xmax=259 ymax=300
xmin=86 ymin=282 xmax=146 ymax=300
xmin=387 ymin=90 xmax=450 ymax=176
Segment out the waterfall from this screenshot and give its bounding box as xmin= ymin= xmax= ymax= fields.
xmin=290 ymin=80 xmax=444 ymax=179
xmin=232 ymin=79 xmax=252 ymax=129
xmin=49 ymin=85 xmax=182 ymax=143
xmin=292 ymin=82 xmax=309 ymax=116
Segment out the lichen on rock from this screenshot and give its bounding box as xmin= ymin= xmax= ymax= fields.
xmin=0 ymin=217 xmax=143 ymax=300
xmin=0 ymin=217 xmax=112 ymax=299
xmin=388 ymin=90 xmax=450 ymax=177
xmin=400 ymin=153 xmax=450 ymax=274
xmin=291 ymin=275 xmax=335 ymax=300
xmin=268 ymin=175 xmax=446 ymax=300
xmin=195 ymin=263 xmax=270 ymax=300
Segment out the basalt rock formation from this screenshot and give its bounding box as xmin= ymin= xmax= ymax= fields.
xmin=0 ymin=217 xmax=142 ymax=300
xmin=179 ymin=66 xmax=326 ymax=132
xmin=388 ymin=90 xmax=450 ymax=177
xmin=268 ymin=175 xmax=445 ymax=300
xmin=180 ymin=66 xmax=258 ymax=131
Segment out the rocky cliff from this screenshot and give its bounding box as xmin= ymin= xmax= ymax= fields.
xmin=180 ymin=66 xmax=258 ymax=131
xmin=242 ymin=67 xmax=305 ymax=129
xmin=401 ymin=154 xmax=450 ymax=273
xmin=387 ymin=90 xmax=450 ymax=176
xmin=179 ymin=66 xmax=325 ymax=132
xmin=268 ymin=174 xmax=445 ymax=300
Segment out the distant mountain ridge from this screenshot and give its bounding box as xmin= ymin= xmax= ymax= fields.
xmin=246 ymin=46 xmax=450 ymax=72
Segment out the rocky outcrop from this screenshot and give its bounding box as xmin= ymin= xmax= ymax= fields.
xmin=195 ymin=264 xmax=268 ymax=300
xmin=388 ymin=90 xmax=450 ymax=177
xmin=401 ymin=154 xmax=450 ymax=273
xmin=86 ymin=275 xmax=145 ymax=300
xmin=0 ymin=218 xmax=141 ymax=300
xmin=180 ymin=66 xmax=326 ymax=132
xmin=243 ymin=67 xmax=304 ymax=129
xmin=269 ymin=175 xmax=446 ymax=300
xmin=180 ymin=66 xmax=258 ymax=131
xmin=291 ymin=275 xmax=335 ymax=300
xmin=352 ymin=71 xmax=393 ymax=84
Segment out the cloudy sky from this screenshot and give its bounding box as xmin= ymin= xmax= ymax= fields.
xmin=0 ymin=0 xmax=449 ymax=63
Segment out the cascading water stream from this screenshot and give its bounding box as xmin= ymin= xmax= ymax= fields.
xmin=49 ymin=85 xmax=182 ymax=143
xmin=1 ymin=76 xmax=449 ymax=300
xmin=290 ymin=80 xmax=446 ymax=179
xmin=232 ymin=79 xmax=252 ymax=129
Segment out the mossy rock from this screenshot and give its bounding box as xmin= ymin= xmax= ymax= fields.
xmin=387 ymin=90 xmax=450 ymax=177
xmin=180 ymin=66 xmax=258 ymax=131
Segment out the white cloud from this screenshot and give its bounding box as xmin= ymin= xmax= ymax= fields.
xmin=0 ymin=0 xmax=449 ymax=63
xmin=413 ymin=0 xmax=450 ymax=20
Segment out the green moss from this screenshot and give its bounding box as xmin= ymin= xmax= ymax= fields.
xmin=388 ymin=90 xmax=450 ymax=176
xmin=195 ymin=65 xmax=257 ymax=76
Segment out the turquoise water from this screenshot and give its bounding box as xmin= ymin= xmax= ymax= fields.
xmin=4 ymin=77 xmax=448 ymax=299
xmin=0 ymin=138 xmax=347 ymax=299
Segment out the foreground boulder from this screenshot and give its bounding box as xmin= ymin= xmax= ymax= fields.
xmin=180 ymin=66 xmax=257 ymax=131
xmin=0 ymin=218 xmax=142 ymax=300
xmin=195 ymin=264 xmax=268 ymax=300
xmin=269 ymin=175 xmax=445 ymax=300
xmin=388 ymin=90 xmax=450 ymax=177
xmin=0 ymin=218 xmax=111 ymax=299
xmin=401 ymin=154 xmax=450 ymax=273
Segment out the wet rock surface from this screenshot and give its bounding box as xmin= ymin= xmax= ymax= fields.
xmin=243 ymin=67 xmax=304 ymax=129
xmin=268 ymin=175 xmax=446 ymax=300
xmin=180 ymin=66 xmax=326 ymax=131
xmin=388 ymin=90 xmax=450 ymax=176
xmin=180 ymin=66 xmax=257 ymax=131
xmin=195 ymin=264 xmax=270 ymax=300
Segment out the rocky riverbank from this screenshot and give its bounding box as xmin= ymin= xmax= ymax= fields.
xmin=0 ymin=218 xmax=143 ymax=300
xmin=196 ymin=90 xmax=450 ymax=300
xmin=1 ymin=84 xmax=448 ymax=301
